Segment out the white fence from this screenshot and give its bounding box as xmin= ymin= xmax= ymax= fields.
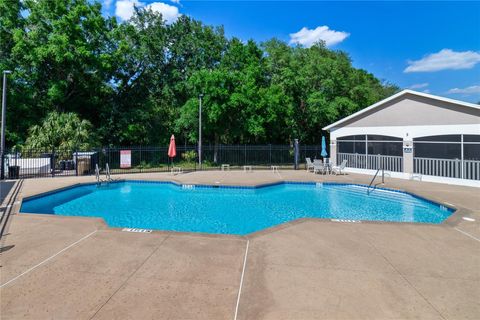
xmin=337 ymin=153 xmax=403 ymax=172
xmin=414 ymin=157 xmax=480 ymax=180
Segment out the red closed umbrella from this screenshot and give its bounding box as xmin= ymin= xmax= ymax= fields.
xmin=168 ymin=135 xmax=176 ymax=165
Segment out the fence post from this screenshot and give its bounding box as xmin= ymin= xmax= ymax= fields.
xmin=269 ymin=144 xmax=272 ymax=166
xmin=139 ymin=146 xmax=142 ymax=173
xmin=51 ymin=148 xmax=55 ymax=178
xmin=294 ymin=139 xmax=299 ymax=170
xmin=75 ymin=149 xmax=78 ymax=176
xmin=0 ymin=151 xmax=4 ymax=180
xmin=244 ymin=144 xmax=247 ymax=166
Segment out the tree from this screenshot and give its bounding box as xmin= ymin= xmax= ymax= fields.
xmin=24 ymin=112 xmax=95 ymax=150
xmin=10 ymin=0 xmax=115 ymax=143
xmin=2 ymin=0 xmax=398 ymax=148
xmin=263 ymin=39 xmax=398 ymax=143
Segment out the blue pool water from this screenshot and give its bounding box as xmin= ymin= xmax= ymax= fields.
xmin=20 ymin=181 xmax=453 ymax=235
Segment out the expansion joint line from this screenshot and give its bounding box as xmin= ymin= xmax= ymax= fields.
xmin=234 ymin=239 xmax=249 ymax=320
xmin=0 ymin=230 xmax=98 ymax=288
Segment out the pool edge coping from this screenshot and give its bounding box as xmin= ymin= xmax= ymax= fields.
xmin=17 ymin=178 xmax=466 ymax=235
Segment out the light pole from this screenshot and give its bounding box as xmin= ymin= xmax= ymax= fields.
xmin=198 ymin=93 xmax=203 ymax=167
xmin=1 ymin=70 xmax=12 ymax=180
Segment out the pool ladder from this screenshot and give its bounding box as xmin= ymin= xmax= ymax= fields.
xmin=367 ymin=166 xmax=384 ymax=195
xmin=95 ymin=163 xmax=112 ymax=186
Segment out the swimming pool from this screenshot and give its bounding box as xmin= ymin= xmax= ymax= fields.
xmin=20 ymin=181 xmax=453 ymax=235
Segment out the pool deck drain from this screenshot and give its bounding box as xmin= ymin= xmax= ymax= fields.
xmin=1 ymin=170 xmax=479 ymax=319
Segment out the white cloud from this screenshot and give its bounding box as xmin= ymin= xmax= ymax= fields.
xmin=447 ymin=85 xmax=480 ymax=95
xmin=404 ymin=49 xmax=480 ymax=73
xmin=115 ymin=0 xmax=143 ymax=21
xmin=103 ymin=0 xmax=113 ymax=10
xmin=170 ymin=0 xmax=181 ymax=4
xmin=146 ymin=2 xmax=180 ymax=24
xmin=289 ymin=26 xmax=349 ymax=48
xmin=115 ymin=1 xmax=180 ymax=23
xmin=408 ymin=83 xmax=429 ymax=90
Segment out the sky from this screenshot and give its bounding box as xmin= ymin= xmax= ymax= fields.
xmin=102 ymin=1 xmax=480 ymax=103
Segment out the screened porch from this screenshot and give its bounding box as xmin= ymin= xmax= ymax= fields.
xmin=336 ymin=135 xmax=404 ymax=172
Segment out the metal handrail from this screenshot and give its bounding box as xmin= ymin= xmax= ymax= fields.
xmin=95 ymin=164 xmax=101 ymax=185
xmin=367 ymin=166 xmax=384 ymax=195
xmin=106 ymin=163 xmax=111 ymax=181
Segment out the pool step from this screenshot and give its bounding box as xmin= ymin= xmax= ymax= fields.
xmin=324 ymin=185 xmax=432 ymax=209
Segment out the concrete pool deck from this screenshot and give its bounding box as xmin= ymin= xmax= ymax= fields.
xmin=1 ymin=170 xmax=479 ymax=319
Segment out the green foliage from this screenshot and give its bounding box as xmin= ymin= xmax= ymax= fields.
xmin=3 ymin=0 xmax=399 ymax=149
xmin=24 ymin=111 xmax=95 ymax=150
xmin=182 ymin=150 xmax=197 ymax=163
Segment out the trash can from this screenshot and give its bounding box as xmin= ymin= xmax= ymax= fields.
xmin=8 ymin=166 xmax=20 ymax=179
xmin=59 ymin=160 xmax=66 ymax=170
xmin=77 ymin=158 xmax=91 ymax=175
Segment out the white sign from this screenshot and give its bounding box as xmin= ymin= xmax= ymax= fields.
xmin=120 ymin=150 xmax=131 ymax=168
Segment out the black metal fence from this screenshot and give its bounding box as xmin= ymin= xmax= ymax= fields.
xmin=2 ymin=144 xmax=327 ymax=179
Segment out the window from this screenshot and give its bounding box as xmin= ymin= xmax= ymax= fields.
xmin=413 ymin=134 xmax=480 ymax=160
xmin=337 ymin=135 xmax=366 ymax=141
xmin=413 ymin=135 xmax=461 ymax=142
xmin=414 ymin=143 xmax=461 ymax=159
xmin=337 ymin=135 xmax=402 ymax=156
xmin=464 ymin=144 xmax=480 ymax=161
xmin=367 ymin=135 xmax=402 ymax=141
xmin=464 ymin=135 xmax=480 ymax=161
xmin=368 ymin=142 xmax=403 ymax=156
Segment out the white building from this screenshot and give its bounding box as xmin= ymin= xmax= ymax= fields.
xmin=323 ymin=90 xmax=480 ymax=187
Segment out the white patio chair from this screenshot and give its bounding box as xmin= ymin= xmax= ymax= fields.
xmin=332 ymin=160 xmax=347 ymax=175
xmin=313 ymin=162 xmax=327 ymax=175
xmin=305 ymin=158 xmax=315 ymax=172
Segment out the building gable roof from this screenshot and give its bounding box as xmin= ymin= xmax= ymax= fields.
xmin=322 ymin=89 xmax=480 ymax=131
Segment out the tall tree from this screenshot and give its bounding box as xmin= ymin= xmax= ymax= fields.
xmin=11 ymin=0 xmax=116 ymax=141
xmin=1 ymin=0 xmax=398 ymax=149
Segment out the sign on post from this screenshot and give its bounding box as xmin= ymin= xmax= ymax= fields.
xmin=120 ymin=150 xmax=131 ymax=168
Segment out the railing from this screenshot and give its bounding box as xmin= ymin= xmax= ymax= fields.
xmin=367 ymin=167 xmax=384 ymax=195
xmin=414 ymin=157 xmax=480 ymax=180
xmin=2 ymin=144 xmax=326 ymax=179
xmin=464 ymin=160 xmax=480 ymax=180
xmin=337 ymin=153 xmax=367 ymax=169
xmin=337 ymin=153 xmax=403 ymax=172
xmin=106 ymin=163 xmax=111 ymax=181
xmin=367 ymin=154 xmax=403 ymax=172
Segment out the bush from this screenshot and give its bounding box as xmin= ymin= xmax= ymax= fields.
xmin=182 ymin=150 xmax=197 ymax=163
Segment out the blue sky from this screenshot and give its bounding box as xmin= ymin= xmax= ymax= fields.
xmin=103 ymin=1 xmax=480 ymax=103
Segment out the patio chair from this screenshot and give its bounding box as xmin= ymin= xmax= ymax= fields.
xmin=305 ymin=158 xmax=315 ymax=172
xmin=331 ymin=160 xmax=348 ymax=175
xmin=313 ymin=162 xmax=327 ymax=175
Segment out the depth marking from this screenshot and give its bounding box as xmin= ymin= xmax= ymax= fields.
xmin=454 ymin=227 xmax=480 ymax=242
xmin=331 ymin=219 xmax=361 ymax=223
xmin=234 ymin=240 xmax=249 ymax=320
xmin=122 ymin=228 xmax=152 ymax=233
xmin=0 ymin=230 xmax=97 ymax=288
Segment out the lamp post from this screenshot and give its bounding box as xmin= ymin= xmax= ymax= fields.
xmin=198 ymin=93 xmax=203 ymax=167
xmin=1 ymin=70 xmax=12 ymax=180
